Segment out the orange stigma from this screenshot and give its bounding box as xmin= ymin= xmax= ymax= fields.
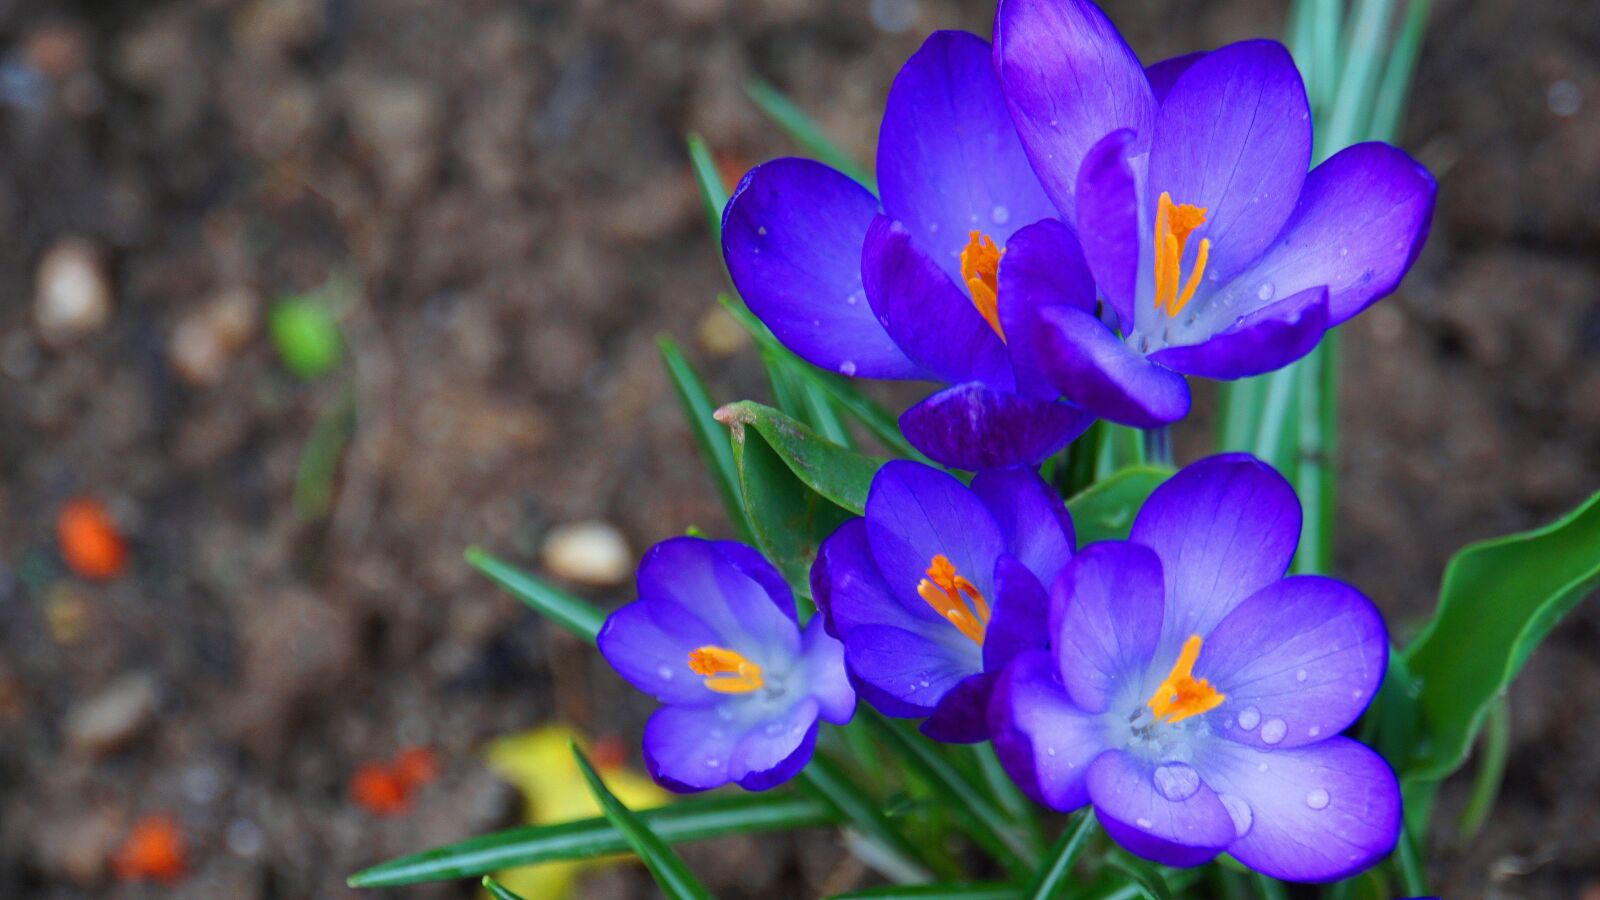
xmin=688 ymin=646 xmax=765 ymax=694
xmin=917 ymin=554 xmax=990 ymax=645
xmin=1147 ymin=635 xmax=1225 ymax=724
xmin=1152 ymin=192 xmax=1211 ymax=317
xmin=961 ymin=231 xmax=1006 ymax=341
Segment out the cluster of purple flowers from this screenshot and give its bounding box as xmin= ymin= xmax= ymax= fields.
xmin=597 ymin=0 xmax=1431 ymax=884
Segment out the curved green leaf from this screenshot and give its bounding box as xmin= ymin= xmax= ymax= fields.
xmin=1066 ymin=466 xmax=1174 ymax=546
xmin=718 ymin=400 xmax=886 ymax=516
xmin=1402 ymin=488 xmax=1600 ymax=780
xmin=800 ymin=755 xmax=936 ymax=884
xmin=1024 ymin=812 xmax=1096 ymax=900
xmin=744 ymin=79 xmax=875 ymax=190
xmin=660 ymin=336 xmax=752 ymax=541
xmin=482 ymin=876 xmax=528 ymax=900
xmin=572 ymin=744 xmax=712 ymax=900
xmin=465 ymin=547 xmax=605 ymax=644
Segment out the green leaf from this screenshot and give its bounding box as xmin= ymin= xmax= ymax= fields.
xmin=572 ymin=744 xmax=713 ymax=900
xmin=1247 ymin=872 xmax=1287 ymax=900
xmin=1065 ymin=466 xmax=1174 ymax=545
xmin=1401 ymin=488 xmax=1600 ymax=780
xmin=745 ymin=79 xmax=875 ymax=190
xmin=660 ymin=335 xmax=752 ymax=541
xmin=800 ymin=755 xmax=937 ymax=884
xmin=1023 ymin=811 xmax=1096 ymax=900
xmin=686 ymin=133 xmax=729 ymax=244
xmin=269 ymin=296 xmax=344 ymax=378
xmin=1456 ymin=696 xmax=1510 ymax=841
xmin=1102 ymin=854 xmax=1172 ymax=900
xmin=830 ymin=884 xmax=1020 ymax=900
xmin=465 ymin=547 xmax=606 ymax=644
xmin=482 ymin=876 xmax=528 ymax=900
xmin=348 ymin=793 xmax=832 ymax=887
xmin=292 ymin=388 xmax=356 ymax=519
xmin=717 ymin=400 xmax=886 ymax=516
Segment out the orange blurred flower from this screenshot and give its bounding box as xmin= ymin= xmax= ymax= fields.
xmin=351 ymin=747 xmax=441 ymax=816
xmin=393 ymin=746 xmax=439 ymax=788
xmin=112 ymin=814 xmax=186 ymax=884
xmin=57 ymin=498 xmax=127 ymax=580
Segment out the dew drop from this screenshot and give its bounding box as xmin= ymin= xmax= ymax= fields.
xmin=1308 ymin=725 xmax=1322 ymax=738
xmin=1352 ymin=688 xmax=1365 ymax=700
xmin=1256 ymin=762 xmax=1269 ymax=773
xmin=991 ymin=205 xmax=1011 ymax=226
xmin=1237 ymin=707 xmax=1261 ymax=731
xmin=705 ymin=757 xmax=722 ymax=768
xmin=1305 ymin=788 xmax=1330 ymax=810
xmin=918 ymin=678 xmax=930 ymax=688
xmin=1220 ymin=794 xmax=1254 ymax=838
xmin=1295 ymin=669 xmax=1308 ymax=683
xmin=658 ymin=666 xmax=675 ymax=680
xmin=1261 ymin=718 xmax=1287 ymax=745
xmin=1135 ymin=817 xmax=1154 ymax=830
xmin=839 ymin=361 xmax=857 ymax=376
xmin=757 ymin=225 xmax=769 ymax=236
xmin=1153 ymin=763 xmax=1200 ymax=801
xmin=928 ymin=222 xmax=940 ymax=233
xmin=1339 ymin=246 xmax=1350 ymax=257
xmin=1046 ymin=747 xmax=1058 ymax=757
xmin=1257 ymin=282 xmax=1276 ymax=302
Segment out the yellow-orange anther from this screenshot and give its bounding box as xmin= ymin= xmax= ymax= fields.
xmin=1152 ymin=192 xmax=1212 ymax=317
xmin=687 ymin=646 xmax=765 ymax=694
xmin=961 ymin=231 xmax=1007 ymax=341
xmin=916 ymin=554 xmax=991 ymax=645
xmin=1147 ymin=635 xmax=1225 ymax=724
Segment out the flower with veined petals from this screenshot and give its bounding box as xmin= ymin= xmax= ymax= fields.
xmin=989 ymin=454 xmax=1399 ymax=881
xmin=597 ymin=537 xmax=854 ymax=792
xmin=812 ymin=461 xmax=1074 ymax=742
xmin=989 ymin=0 xmax=1436 ymax=427
xmin=722 ymin=30 xmax=1097 ymax=470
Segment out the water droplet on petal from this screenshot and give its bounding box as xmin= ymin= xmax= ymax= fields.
xmin=658 ymin=665 xmax=675 ymax=680
xmin=1256 ymin=762 xmax=1269 ymax=773
xmin=1220 ymin=794 xmax=1254 ymax=838
xmin=1153 ymin=763 xmax=1200 ymax=801
xmin=757 ymin=225 xmax=768 ymax=236
xmin=1257 ymin=282 xmax=1276 ymax=302
xmin=705 ymin=757 xmax=722 ymax=768
xmin=1308 ymin=725 xmax=1322 ymax=738
xmin=1305 ymin=788 xmax=1330 ymax=810
xmin=1237 ymin=707 xmax=1261 ymax=730
xmin=839 ymin=361 xmax=857 ymax=376
xmin=1261 ymin=718 xmax=1287 ymax=745
xmin=1135 ymin=817 xmax=1154 ymax=830
xmin=1296 ymin=669 xmax=1308 ymax=683
xmin=1045 ymin=747 xmax=1057 ymax=757
xmin=991 ymin=205 xmax=1011 ymax=226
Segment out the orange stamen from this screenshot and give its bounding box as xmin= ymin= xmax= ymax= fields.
xmin=1147 ymin=635 xmax=1225 ymax=724
xmin=1152 ymin=192 xmax=1211 ymax=316
xmin=961 ymin=231 xmax=1007 ymax=341
xmin=112 ymin=814 xmax=187 ymax=884
xmin=687 ymin=646 xmax=765 ymax=694
xmin=916 ymin=554 xmax=990 ymax=645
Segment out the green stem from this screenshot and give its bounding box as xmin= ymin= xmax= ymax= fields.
xmin=1023 ymin=811 xmax=1097 ymax=900
xmin=1457 ymin=696 xmax=1511 ymax=841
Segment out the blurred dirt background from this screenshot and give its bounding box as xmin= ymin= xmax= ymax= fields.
xmin=0 ymin=0 xmax=1596 ymax=897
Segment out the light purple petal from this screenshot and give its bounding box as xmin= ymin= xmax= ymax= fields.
xmin=1130 ymin=454 xmax=1300 ymax=661
xmin=877 ymin=30 xmax=1058 ymax=279
xmin=1034 ymin=305 xmax=1192 ymax=427
xmin=635 ymin=537 xmax=801 ymax=658
xmin=723 ymin=158 xmax=924 ymax=380
xmin=1149 ymin=286 xmax=1329 ymax=380
xmin=995 ymin=218 xmax=1098 ymax=400
xmin=1146 ymin=40 xmax=1311 ymax=284
xmin=863 ymin=215 xmax=1014 ymax=388
xmin=899 ymin=382 xmax=1092 ymax=470
xmin=1074 ymin=129 xmax=1142 ymax=328
xmin=971 ymin=466 xmax=1076 ymax=586
xmin=800 ymin=617 xmax=857 ymax=726
xmin=866 ymin=460 xmax=1005 ymax=604
xmin=1088 ymin=750 xmax=1235 ymax=867
xmin=1199 ymin=576 xmax=1387 ymax=750
xmin=642 ymin=704 xmax=748 ymax=792
xmin=922 ymin=671 xmax=997 ymax=743
xmin=597 ymin=600 xmax=723 ymax=706
xmin=844 ymin=623 xmax=980 ymax=714
xmin=735 ymin=717 xmax=819 ymax=791
xmin=1146 ymin=51 xmax=1207 ymax=103
xmin=730 ymin=697 xmax=822 ymax=790
xmin=993 ymin=0 xmax=1156 ymax=220
xmin=1050 ymin=541 xmax=1165 ymax=713
xmin=1195 ymin=737 xmax=1400 ymax=882
xmin=984 ymin=555 xmax=1051 ymax=673
xmin=988 ymin=649 xmax=1109 ymax=810
xmin=1214 ymin=142 xmax=1437 ymax=327
xmin=813 ymin=519 xmax=946 ymax=637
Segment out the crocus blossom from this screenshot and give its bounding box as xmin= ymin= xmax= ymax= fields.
xmin=597 ymin=537 xmax=854 ymax=791
xmin=722 ymin=30 xmax=1096 ymax=470
xmin=990 ymin=0 xmax=1437 ymax=426
xmin=812 ymin=461 xmax=1074 ymax=742
xmin=990 ymin=454 xmax=1399 ymax=880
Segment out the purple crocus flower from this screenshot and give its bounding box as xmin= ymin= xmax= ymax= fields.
xmin=722 ymin=30 xmax=1097 ymax=470
xmin=811 ymin=460 xmax=1074 ymax=742
xmin=597 ymin=537 xmax=855 ymax=792
xmin=990 ymin=454 xmax=1399 ymax=880
xmin=989 ymin=0 xmax=1438 ymax=426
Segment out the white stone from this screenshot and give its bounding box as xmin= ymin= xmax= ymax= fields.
xmin=35 ymin=237 xmax=112 ymax=346
xmin=542 ymin=520 xmax=632 ymax=587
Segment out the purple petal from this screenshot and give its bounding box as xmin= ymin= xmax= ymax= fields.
xmin=730 ymin=697 xmax=822 ymax=791
xmin=813 ymin=519 xmax=945 ymax=637
xmin=597 ymin=600 xmax=723 ymax=706
xmin=1130 ymin=454 xmax=1301 ymax=661
xmin=971 ymin=466 xmax=1076 ymax=587
xmin=993 ymin=0 xmax=1156 ymax=220
xmin=877 ymin=30 xmax=1058 ymax=278
xmin=723 ymin=158 xmax=924 ymax=380
xmin=1051 ymin=542 xmax=1165 ymax=713
xmin=984 ymin=555 xmax=1051 ymax=673
xmin=863 ymin=215 xmax=1014 ymax=388
xmin=866 ymin=460 xmax=1005 ymax=603
xmin=1215 ymin=142 xmax=1437 ymax=327
xmin=1195 ymin=737 xmax=1401 ymax=882
xmin=735 ymin=717 xmax=819 ymax=791
xmin=996 ymin=218 xmax=1098 ymax=400
xmin=1033 ymin=305 xmax=1192 ymax=427
xmin=635 ymin=537 xmax=801 ymax=657
xmin=800 ymin=616 xmax=857 ymax=726
xmin=987 ymin=649 xmax=1109 ymax=810
xmin=1146 ymin=40 xmax=1311 ymax=284
xmin=1149 ymin=286 xmax=1329 ymax=380
xmin=1087 ymin=750 xmax=1235 ymax=868
xmin=1146 ymin=51 xmax=1207 ymax=103
xmin=844 ymin=623 xmax=980 ymax=714
xmin=921 ymin=672 xmax=998 ymax=743
xmin=899 ymin=382 xmax=1092 ymax=470
xmin=1074 ymin=129 xmax=1142 ymax=328
xmin=641 ymin=704 xmax=747 ymax=792
xmin=1199 ymin=576 xmax=1388 ymax=750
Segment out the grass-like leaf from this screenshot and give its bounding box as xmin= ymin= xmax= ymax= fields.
xmin=1064 ymin=466 xmax=1174 ymax=546
xmin=572 ymin=743 xmax=713 ymax=900
xmin=1023 ymin=811 xmax=1096 ymax=900
xmin=717 ymin=400 xmax=886 ymax=516
xmin=466 ymin=547 xmax=606 ymax=643
xmin=829 ymin=884 xmax=1021 ymax=900
xmin=801 ymin=755 xmax=937 ymax=884
xmin=481 ymin=876 xmax=528 ymax=900
xmin=687 ymin=132 xmax=730 ymax=244
xmin=660 ymin=335 xmax=753 ymax=541
xmin=745 ymin=79 xmax=875 ymax=190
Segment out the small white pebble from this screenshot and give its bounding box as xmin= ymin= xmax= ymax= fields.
xmin=35 ymin=236 xmax=112 ymax=346
xmin=543 ymin=521 xmax=632 ymax=587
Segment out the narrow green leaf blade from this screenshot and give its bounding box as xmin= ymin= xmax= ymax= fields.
xmin=1065 ymin=466 xmax=1174 ymax=545
xmin=465 ymin=547 xmax=605 ymax=644
xmin=745 ymin=79 xmax=875 ymax=190
xmin=660 ymin=335 xmax=753 ymax=541
xmin=572 ymin=744 xmax=713 ymax=900
xmin=686 ymin=132 xmax=729 ymax=244
xmin=800 ymin=755 xmax=936 ymax=884
xmin=717 ymin=400 xmax=886 ymax=515
xmin=482 ymin=876 xmax=528 ymax=900
xmin=1402 ymin=488 xmax=1600 ymax=780
xmin=1024 ymin=811 xmax=1096 ymax=900
xmin=830 ymin=884 xmax=1020 ymax=900
xmin=347 ymin=793 xmax=832 ymax=887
